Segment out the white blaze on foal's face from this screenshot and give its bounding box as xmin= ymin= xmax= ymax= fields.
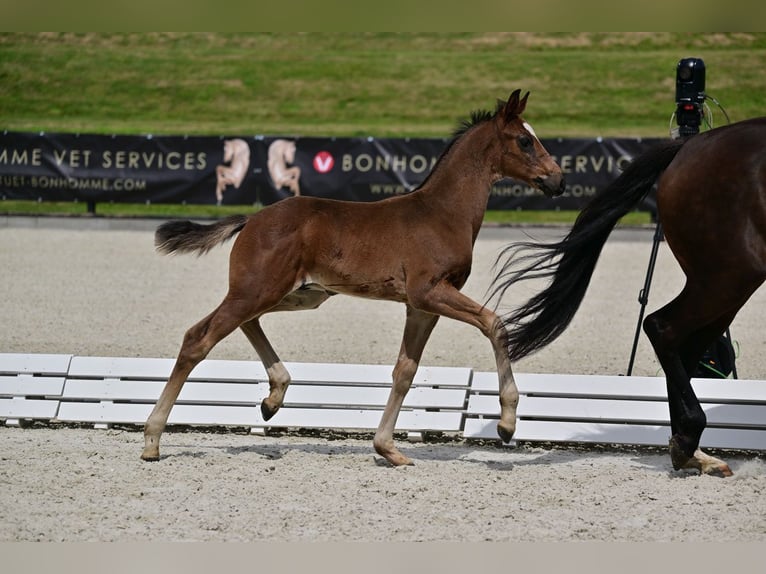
xmin=523 ymin=121 xmax=540 ymax=143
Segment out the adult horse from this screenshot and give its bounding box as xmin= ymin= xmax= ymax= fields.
xmin=491 ymin=117 xmax=766 ymax=476
xmin=141 ymin=89 xmax=565 ymax=466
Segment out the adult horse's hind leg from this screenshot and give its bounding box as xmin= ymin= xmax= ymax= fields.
xmin=141 ymin=296 xmax=255 ymax=461
xmin=643 ymin=280 xmax=758 ymax=476
xmin=374 ymin=306 xmax=439 ymax=466
xmin=645 ymin=310 xmax=730 ymax=476
xmin=240 ymin=318 xmax=291 ymax=420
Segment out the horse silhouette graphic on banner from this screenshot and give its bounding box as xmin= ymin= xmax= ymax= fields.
xmin=215 ymin=139 xmax=251 ymax=205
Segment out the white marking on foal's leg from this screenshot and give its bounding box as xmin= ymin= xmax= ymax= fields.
xmin=261 ymin=360 xmax=291 ymax=420
xmin=490 ymin=318 xmax=518 ymax=442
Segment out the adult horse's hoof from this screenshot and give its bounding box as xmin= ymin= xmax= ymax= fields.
xmin=668 ymin=436 xmax=691 ymax=470
xmin=703 ymin=462 xmax=733 ymax=477
xmin=669 ymin=436 xmax=733 ymax=477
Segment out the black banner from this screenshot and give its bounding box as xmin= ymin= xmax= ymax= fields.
xmin=0 ymin=131 xmax=664 ymax=210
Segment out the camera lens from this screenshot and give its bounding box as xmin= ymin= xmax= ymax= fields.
xmin=678 ymin=66 xmax=693 ymax=81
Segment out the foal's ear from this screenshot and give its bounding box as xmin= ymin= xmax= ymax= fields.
xmin=502 ymin=89 xmax=529 ymax=123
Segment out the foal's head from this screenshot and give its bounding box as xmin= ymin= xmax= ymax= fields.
xmin=488 ymin=89 xmax=565 ymax=197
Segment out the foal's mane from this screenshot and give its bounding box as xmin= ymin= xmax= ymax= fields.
xmin=415 ymin=100 xmax=506 ymax=191
xmin=451 ymin=103 xmax=501 ymax=139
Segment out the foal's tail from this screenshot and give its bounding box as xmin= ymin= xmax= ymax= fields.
xmin=155 ymin=214 xmax=249 ymax=255
xmin=490 ymin=138 xmax=686 ymax=363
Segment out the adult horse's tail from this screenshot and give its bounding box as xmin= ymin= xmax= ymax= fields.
xmin=491 ymin=138 xmax=686 ymax=363
xmin=155 ymin=215 xmax=249 ymax=255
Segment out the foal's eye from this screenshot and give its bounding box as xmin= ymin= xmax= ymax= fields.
xmin=517 ymin=135 xmax=533 ymax=150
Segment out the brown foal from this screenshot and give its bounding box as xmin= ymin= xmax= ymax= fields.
xmin=142 ymin=89 xmax=564 ymax=465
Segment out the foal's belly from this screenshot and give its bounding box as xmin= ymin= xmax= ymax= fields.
xmin=273 ymin=272 xmax=409 ymax=312
xmin=271 ymin=284 xmax=337 ymax=311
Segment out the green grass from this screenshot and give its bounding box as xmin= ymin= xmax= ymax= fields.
xmin=1 ymin=32 xmax=764 ymax=221
xmin=3 ymin=33 xmax=765 ymax=138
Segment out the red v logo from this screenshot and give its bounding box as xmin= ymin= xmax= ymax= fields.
xmin=313 ymin=151 xmax=335 ymax=173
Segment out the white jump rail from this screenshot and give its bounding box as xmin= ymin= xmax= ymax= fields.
xmin=3 ymin=353 xmax=766 ymax=452
xmin=55 ymin=356 xmax=472 ymax=438
xmin=0 ymin=353 xmax=72 ymax=426
xmin=464 ymin=371 xmax=766 ymax=451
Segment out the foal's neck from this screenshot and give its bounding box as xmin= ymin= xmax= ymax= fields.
xmin=415 ymin=122 xmax=500 ymax=232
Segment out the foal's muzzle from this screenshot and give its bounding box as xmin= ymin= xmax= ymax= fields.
xmin=536 ymin=173 xmax=566 ymax=197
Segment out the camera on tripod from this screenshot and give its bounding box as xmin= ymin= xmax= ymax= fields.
xmin=629 ymin=57 xmax=738 ymax=378
xmin=675 ymin=57 xmax=706 ymax=138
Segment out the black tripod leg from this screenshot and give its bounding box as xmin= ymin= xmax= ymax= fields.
xmin=626 ymin=221 xmax=664 ymax=375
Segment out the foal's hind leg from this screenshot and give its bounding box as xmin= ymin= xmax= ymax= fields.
xmin=241 ymin=287 xmax=334 ymax=419
xmin=240 ymin=318 xmax=291 ymax=420
xmin=141 ymin=297 xmax=254 ymax=461
xmin=374 ymin=306 xmax=439 ymax=466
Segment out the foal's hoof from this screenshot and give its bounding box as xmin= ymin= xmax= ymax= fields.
xmin=373 ymin=441 xmax=414 ymax=467
xmin=260 ymin=401 xmax=280 ymax=421
xmin=377 ymin=451 xmax=414 ymax=467
xmin=141 ymin=438 xmax=160 ymax=462
xmin=140 ymin=448 xmax=160 ymax=462
xmin=497 ymin=422 xmax=516 ymax=444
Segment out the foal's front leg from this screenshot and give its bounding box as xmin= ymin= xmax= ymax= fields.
xmin=489 ymin=316 xmax=518 ymax=442
xmin=374 ymin=306 xmax=439 ymax=466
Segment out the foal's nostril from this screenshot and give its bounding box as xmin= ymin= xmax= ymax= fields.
xmin=535 ymin=175 xmax=566 ymax=197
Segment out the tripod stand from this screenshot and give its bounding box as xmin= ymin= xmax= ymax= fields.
xmin=626 ymin=57 xmax=737 ymax=377
xmin=625 ymin=216 xmax=737 ymax=377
